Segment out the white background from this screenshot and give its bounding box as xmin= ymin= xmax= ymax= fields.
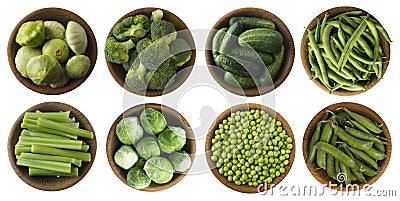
xmin=0 ymin=0 xmax=398 ymax=200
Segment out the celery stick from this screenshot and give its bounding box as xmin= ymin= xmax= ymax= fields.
xmin=31 ymin=145 xmax=91 ymax=162
xmin=22 ymin=118 xmax=37 ymax=125
xmin=29 ymin=167 xmax=79 ymax=177
xmin=24 ymin=111 xmax=71 ymax=123
xmin=20 ymin=153 xmax=82 ymax=167
xmin=37 ymin=117 xmax=93 ymax=139
xmin=21 ymin=129 xmax=70 ymax=140
xmin=19 ymin=136 xmax=83 ymax=150
xmin=60 ymin=122 xmax=80 ymax=128
xmin=17 ymin=158 xmax=72 ymax=173
xmin=14 ymin=145 xmax=31 ymax=155
xmin=81 ymin=144 xmax=90 ymax=152
xmin=21 ymin=123 xmax=78 ymax=139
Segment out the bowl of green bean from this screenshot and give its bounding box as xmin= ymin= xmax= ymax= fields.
xmin=303 ymin=102 xmax=391 ymax=191
xmin=205 ymin=103 xmax=295 ymax=193
xmin=7 ymin=102 xmax=97 ymax=191
xmin=301 ymin=6 xmax=391 ymax=96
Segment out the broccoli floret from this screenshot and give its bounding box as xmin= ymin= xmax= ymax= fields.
xmin=169 ymin=38 xmax=192 ymax=68
xmin=133 ymin=14 xmax=150 ymax=30
xmin=136 ymin=38 xmax=152 ymax=54
xmin=150 ymin=9 xmax=163 ymax=22
xmin=112 ymin=16 xmax=149 ymax=41
xmin=150 ymin=20 xmax=177 ymax=43
xmin=104 ymin=37 xmax=135 ymax=64
xmin=139 ymin=40 xmax=171 ymax=71
xmin=125 ymin=62 xmax=147 ymax=91
xmin=146 ymin=65 xmax=176 ymax=90
xmin=122 ymin=49 xmax=138 ymax=71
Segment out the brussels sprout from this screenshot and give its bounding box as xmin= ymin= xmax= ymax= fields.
xmin=26 ymin=55 xmax=63 ymax=86
xmin=49 ymin=68 xmax=70 ymax=88
xmin=16 ymin=20 xmax=45 ymax=47
xmin=135 ymin=137 xmax=160 ymax=160
xmin=158 ymin=126 xmax=186 ymax=154
xmin=42 ymin=39 xmax=70 ymax=63
xmin=65 ymin=55 xmax=91 ymax=79
xmin=116 ymin=116 xmax=144 ymax=145
xmin=65 ymin=21 xmax=88 ymax=55
xmin=15 ymin=46 xmax=41 ymax=78
xmin=134 ymin=158 xmax=147 ymax=169
xmin=140 ymin=108 xmax=167 ymax=135
xmin=127 ymin=167 xmax=151 ymax=189
xmin=44 ymin=21 xmax=65 ymax=40
xmin=143 ymin=157 xmax=174 ymax=184
xmin=168 ymin=150 xmax=191 ymax=172
xmin=114 ymin=145 xmax=139 ymax=170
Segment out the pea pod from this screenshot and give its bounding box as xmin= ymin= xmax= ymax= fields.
xmin=315 ymin=142 xmax=357 ymax=169
xmin=364 ymin=147 xmax=386 ymax=160
xmin=341 ymin=145 xmax=367 ymax=183
xmin=347 ymin=146 xmax=379 ymax=170
xmin=333 ymin=125 xmax=373 ymax=150
xmin=316 ymin=122 xmax=333 ymax=169
xmin=344 ymin=126 xmax=386 ymax=145
xmin=306 ymin=122 xmax=323 ymax=163
xmin=341 ymin=107 xmax=382 ymax=134
xmin=353 ymin=156 xmax=377 ymax=177
xmin=339 ymin=162 xmax=352 ymax=185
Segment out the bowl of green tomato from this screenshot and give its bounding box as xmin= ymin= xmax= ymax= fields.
xmin=205 ymin=103 xmax=295 ymax=193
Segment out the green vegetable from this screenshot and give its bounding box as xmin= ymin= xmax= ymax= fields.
xmin=158 ymin=126 xmax=186 ymax=154
xmin=238 ymin=28 xmax=283 ymax=54
xmin=168 ymin=150 xmax=191 ymax=172
xmin=26 ymin=55 xmax=63 ymax=86
xmin=212 ymin=27 xmax=228 ymax=60
xmin=136 ymin=38 xmax=152 ymax=54
xmin=223 ymin=71 xmax=256 ymax=88
xmin=19 ymin=152 xmax=82 ymax=167
xmin=169 ymin=38 xmax=192 ymax=68
xmin=134 ymin=158 xmax=147 ymax=169
xmin=144 ymin=157 xmax=174 ymax=184
xmin=229 ymin=17 xmax=275 ymax=30
xmin=112 ymin=15 xmax=149 ymax=41
xmin=44 ymin=21 xmax=65 ymax=40
xmin=49 ymin=69 xmax=70 ymax=88
xmin=104 ymin=37 xmax=135 ymax=64
xmin=65 ymin=55 xmax=91 ymax=79
xmin=315 ymin=142 xmax=356 ymax=168
xmin=65 ymin=21 xmax=88 ymax=55
xmin=135 ymin=137 xmax=161 ymax=160
xmin=139 ymin=40 xmax=170 ymax=71
xmin=140 ymin=108 xmax=167 ymax=135
xmin=17 ymin=158 xmax=71 ymax=173
xmin=18 ymin=135 xmax=83 ymax=150
xmin=145 ymin=65 xmax=176 ymax=90
xmin=116 ymin=116 xmax=144 ymax=145
xmin=15 ymin=46 xmax=42 ymax=78
xmin=122 ymin=49 xmax=138 ymax=71
xmin=42 ymin=39 xmax=69 ymax=63
xmin=229 ymin=47 xmax=273 ymax=65
xmin=125 ymin=62 xmax=147 ymax=91
xmin=219 ymin=21 xmax=243 ymax=54
xmin=21 ymin=123 xmax=77 ymax=139
xmin=215 ymin=54 xmax=263 ymax=77
xmin=37 ymin=117 xmax=94 ymax=139
xmin=21 ymin=129 xmax=69 ymax=140
xmin=150 ymin=9 xmax=163 ymax=22
xmin=150 ymin=20 xmax=177 ymax=43
xmin=31 ymin=144 xmax=91 ymax=162
xmin=127 ymin=167 xmax=151 ymax=189
xmin=257 ymin=45 xmax=284 ymax=86
xmin=16 ymin=20 xmax=45 ymax=47
xmin=114 ymin=145 xmax=139 ymax=170
xmin=24 ymin=111 xmax=72 ymax=123
xmin=29 ymin=167 xmax=78 ymax=177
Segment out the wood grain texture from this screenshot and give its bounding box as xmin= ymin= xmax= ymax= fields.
xmin=300 ymin=6 xmax=390 ymax=96
xmin=106 ymin=103 xmax=196 ymax=192
xmin=302 ymin=102 xmax=391 ymax=191
xmin=7 ymin=7 xmax=98 ymax=95
xmin=106 ymin=7 xmax=196 ymax=97
xmin=7 ymin=102 xmax=97 ymax=191
xmin=205 ymin=7 xmax=295 ymax=97
xmin=205 ymin=103 xmax=295 ymax=193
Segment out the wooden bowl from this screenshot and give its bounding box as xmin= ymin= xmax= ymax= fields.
xmin=205 ymin=7 xmax=295 ymax=97
xmin=205 ymin=103 xmax=295 ymax=193
xmin=106 ymin=103 xmax=196 ymax=192
xmin=8 ymin=7 xmax=98 ymax=95
xmin=106 ymin=7 xmax=196 ymax=97
xmin=300 ymin=6 xmax=391 ymax=96
xmin=303 ymin=102 xmax=391 ymax=191
xmin=7 ymin=102 xmax=97 ymax=191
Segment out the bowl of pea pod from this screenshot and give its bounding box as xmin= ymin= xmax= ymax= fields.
xmin=303 ymin=102 xmax=391 ymax=191
xmin=301 ymin=6 xmax=391 ymax=95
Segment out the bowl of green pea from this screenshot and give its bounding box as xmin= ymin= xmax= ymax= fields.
xmin=205 ymin=103 xmax=295 ymax=193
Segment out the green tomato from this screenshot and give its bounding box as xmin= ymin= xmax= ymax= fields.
xmin=65 ymin=55 xmax=91 ymax=79
xmin=42 ymin=39 xmax=69 ymax=63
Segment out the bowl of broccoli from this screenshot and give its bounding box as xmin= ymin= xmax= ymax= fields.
xmin=106 ymin=103 xmax=196 ymax=191
xmin=8 ymin=7 xmax=98 ymax=95
xmin=105 ymin=8 xmax=196 ymax=97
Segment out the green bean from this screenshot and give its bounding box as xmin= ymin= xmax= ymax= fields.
xmin=344 ymin=126 xmax=386 ymax=145
xmin=308 ymin=31 xmax=329 ymax=86
xmin=330 ymin=37 xmax=340 ymax=58
xmin=331 ymin=37 xmax=374 ymax=70
xmin=376 ymin=24 xmax=392 ymax=42
xmin=340 ymin=83 xmax=366 ymax=91
xmin=327 ymin=69 xmax=353 ymax=87
xmin=364 ymin=147 xmax=386 ymax=160
xmin=375 ymin=59 xmax=383 ymax=79
xmin=322 ymin=24 xmax=339 ymax=67
xmin=347 ymin=146 xmax=379 ymax=170
xmin=320 ymin=13 xmax=329 ymax=43
xmin=315 ymin=18 xmax=321 ymax=43
xmin=341 ymin=14 xmax=358 ymax=29
xmin=322 ymin=53 xmax=355 ymax=81
xmin=315 ymin=142 xmax=357 ymax=168
xmin=338 ymin=22 xmax=347 ymax=46
xmin=333 ymin=125 xmax=373 ymax=150
xmin=341 ymin=107 xmax=382 ymax=134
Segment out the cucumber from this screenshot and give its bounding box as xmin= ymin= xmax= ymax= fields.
xmin=258 ymin=45 xmax=284 ymax=86
xmin=229 ymin=47 xmax=273 ymax=65
xmin=215 ymin=54 xmax=263 ymax=77
xmin=212 ymin=27 xmax=228 ymax=61
xmin=219 ymin=21 xmax=243 ymax=54
xmin=238 ymin=28 xmax=283 ymax=54
xmin=229 ymin=17 xmax=275 ymax=30
xmin=224 ymin=71 xmax=257 ymax=89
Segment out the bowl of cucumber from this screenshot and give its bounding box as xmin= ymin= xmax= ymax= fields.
xmin=205 ymin=7 xmax=295 ymax=97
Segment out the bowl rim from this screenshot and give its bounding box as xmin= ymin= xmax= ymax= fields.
xmin=300 ymin=6 xmax=391 ymax=96
xmin=106 ymin=103 xmax=196 ymax=192
xmin=7 ymin=101 xmax=97 ymax=191
xmin=205 ymin=103 xmax=295 ymax=193
xmin=302 ymin=102 xmax=392 ymax=191
xmin=205 ymin=7 xmax=295 ymax=97
xmin=105 ymin=7 xmax=196 ymax=97
xmin=7 ymin=7 xmax=98 ymax=95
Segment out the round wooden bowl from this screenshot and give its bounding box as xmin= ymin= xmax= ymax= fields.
xmin=106 ymin=7 xmax=196 ymax=97
xmin=7 ymin=102 xmax=97 ymax=191
xmin=205 ymin=7 xmax=295 ymax=97
xmin=8 ymin=7 xmax=98 ymax=95
xmin=300 ymin=6 xmax=391 ymax=96
xmin=205 ymin=103 xmax=295 ymax=193
xmin=303 ymin=102 xmax=391 ymax=191
xmin=106 ymin=103 xmax=196 ymax=192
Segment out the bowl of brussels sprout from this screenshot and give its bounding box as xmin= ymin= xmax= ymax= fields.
xmin=8 ymin=7 xmax=97 ymax=95
xmin=105 ymin=7 xmax=196 ymax=97
xmin=106 ymin=103 xmax=196 ymax=191
xmin=205 ymin=7 xmax=295 ymax=97
xmin=205 ymin=103 xmax=295 ymax=193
